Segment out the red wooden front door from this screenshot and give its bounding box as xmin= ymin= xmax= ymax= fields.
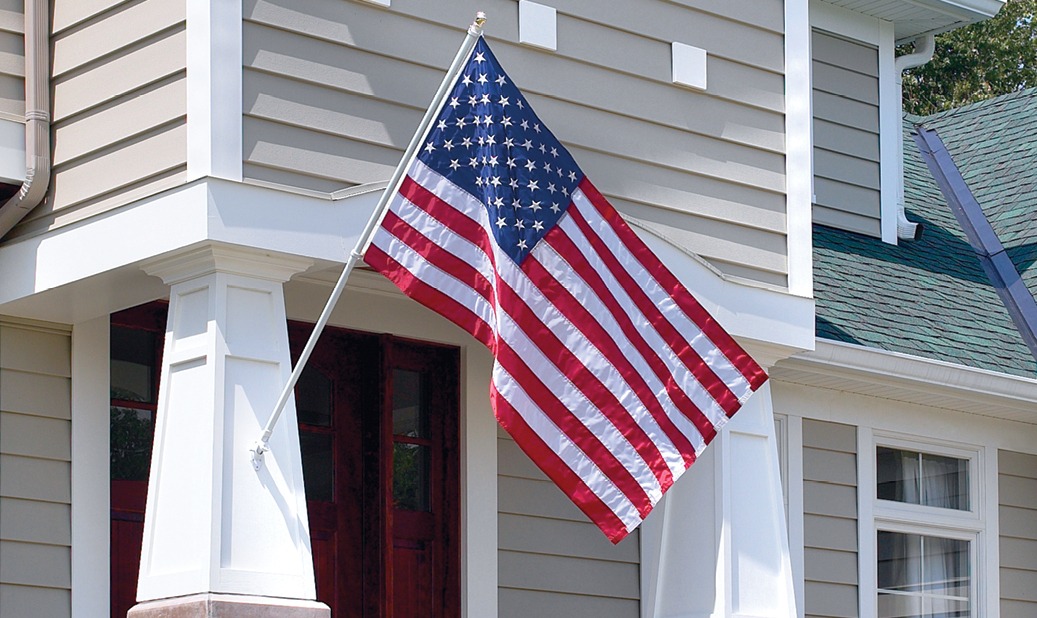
xmin=109 ymin=307 xmax=460 ymax=618
xmin=292 ymin=325 xmax=461 ymax=618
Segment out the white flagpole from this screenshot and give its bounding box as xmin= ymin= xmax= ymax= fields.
xmin=251 ymin=13 xmax=488 ymax=470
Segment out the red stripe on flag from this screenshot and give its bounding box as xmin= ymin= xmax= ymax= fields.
xmin=496 ymin=275 xmax=674 ymax=493
xmin=364 ymin=244 xmax=496 ymax=349
xmin=379 ymin=209 xmax=495 ymax=305
xmin=545 ymin=220 xmax=719 ymax=445
xmin=520 ymin=251 xmax=697 ymax=473
xmin=494 ymin=339 xmax=654 ymax=519
xmin=398 ymin=177 xmax=498 ymax=263
xmin=566 ymin=198 xmax=742 ymax=419
xmin=491 ymin=382 xmax=631 ymax=543
xmin=578 ymin=180 xmax=768 ymax=392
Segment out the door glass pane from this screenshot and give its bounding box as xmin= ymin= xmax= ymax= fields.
xmin=392 ymin=369 xmax=427 ymax=438
xmin=300 ymin=431 xmax=334 ymax=502
xmin=296 ymin=366 xmax=332 ymax=427
xmin=110 ymin=326 xmax=156 ymax=403
xmin=110 ymin=407 xmax=155 ymax=481
xmin=393 ymin=443 xmax=430 ymax=511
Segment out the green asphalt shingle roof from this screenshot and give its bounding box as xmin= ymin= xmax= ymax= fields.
xmin=814 ymin=88 xmax=1037 ymax=378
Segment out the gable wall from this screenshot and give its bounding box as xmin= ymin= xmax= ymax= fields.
xmin=242 ymin=0 xmax=790 ymax=288
xmin=811 ymin=28 xmax=881 ymax=237
xmin=0 ymin=320 xmax=72 ymax=618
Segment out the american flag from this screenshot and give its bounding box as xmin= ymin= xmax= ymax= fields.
xmin=364 ymin=38 xmax=767 ymax=543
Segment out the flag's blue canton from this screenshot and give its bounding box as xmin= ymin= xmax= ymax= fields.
xmin=417 ymin=39 xmax=584 ymax=264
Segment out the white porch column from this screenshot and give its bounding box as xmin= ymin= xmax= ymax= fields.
xmin=641 ymin=380 xmax=797 ymax=617
xmin=130 ymin=243 xmax=328 ymax=617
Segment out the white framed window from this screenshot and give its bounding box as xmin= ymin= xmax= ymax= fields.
xmin=869 ymin=434 xmax=985 ymax=618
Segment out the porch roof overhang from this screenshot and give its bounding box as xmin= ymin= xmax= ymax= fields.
xmin=772 ymin=339 xmax=1037 ymax=425
xmin=818 ymin=0 xmax=1005 ymax=43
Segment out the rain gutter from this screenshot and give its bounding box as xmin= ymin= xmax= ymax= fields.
xmin=894 ymin=34 xmax=936 ymax=241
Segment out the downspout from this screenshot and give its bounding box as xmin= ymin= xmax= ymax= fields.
xmin=0 ymin=0 xmax=50 ymax=240
xmin=893 ymin=34 xmax=935 ymax=240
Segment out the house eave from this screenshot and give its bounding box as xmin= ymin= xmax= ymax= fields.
xmin=771 ymin=338 xmax=1037 ymax=424
xmin=815 ymin=0 xmax=1005 ymax=44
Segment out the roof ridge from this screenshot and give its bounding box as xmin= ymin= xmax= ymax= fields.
xmin=916 ymin=87 xmax=1037 ymax=123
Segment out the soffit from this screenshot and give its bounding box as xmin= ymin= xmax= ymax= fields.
xmin=818 ymin=0 xmax=1004 ymax=42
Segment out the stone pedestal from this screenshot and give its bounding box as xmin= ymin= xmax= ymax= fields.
xmin=128 ymin=594 xmax=329 ymax=617
xmin=132 ymin=243 xmax=326 ymax=613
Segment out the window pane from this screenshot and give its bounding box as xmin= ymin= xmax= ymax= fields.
xmin=300 ymin=431 xmax=334 ymax=502
xmin=110 ymin=406 xmax=155 ymax=481
xmin=877 ymin=446 xmax=968 ymax=511
xmin=879 ymin=531 xmax=923 ymax=592
xmin=296 ymin=366 xmax=332 ymax=427
xmin=392 ymin=369 xmax=427 ymax=438
xmin=878 ymin=592 xmax=922 ymax=618
xmin=923 ymin=536 xmax=969 ymax=597
xmin=110 ymin=326 xmax=157 ymax=403
xmin=921 ymin=454 xmax=968 ymax=510
xmin=929 ymin=597 xmax=969 ymax=618
xmin=393 ymin=443 xmax=430 ymax=511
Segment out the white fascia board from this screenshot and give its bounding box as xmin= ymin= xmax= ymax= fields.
xmin=780 ymin=339 xmax=1037 ymax=419
xmin=0 ymin=178 xmax=813 ymax=355
xmin=635 ymin=223 xmax=816 ymax=356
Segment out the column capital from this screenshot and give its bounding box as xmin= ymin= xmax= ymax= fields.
xmin=141 ymin=242 xmax=314 ymax=285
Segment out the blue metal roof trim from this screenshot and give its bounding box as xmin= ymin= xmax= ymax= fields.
xmin=913 ymin=125 xmax=1037 ymax=362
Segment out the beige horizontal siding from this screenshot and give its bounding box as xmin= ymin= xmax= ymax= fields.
xmin=802 ymin=419 xmax=858 ymax=618
xmin=0 ymin=0 xmax=22 ymax=121
xmin=498 ymin=433 xmax=639 ymax=617
xmin=8 ymin=0 xmax=187 ymax=240
xmin=1000 ymin=450 xmax=1037 ymax=616
xmin=0 ymin=321 xmax=72 ymax=618
xmin=243 ymin=0 xmax=789 ymax=288
xmin=812 ymin=29 xmax=881 ymax=238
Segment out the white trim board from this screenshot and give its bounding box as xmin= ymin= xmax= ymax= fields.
xmin=772 ymin=339 xmax=1037 ymax=425
xmin=0 ymin=178 xmax=816 ymax=353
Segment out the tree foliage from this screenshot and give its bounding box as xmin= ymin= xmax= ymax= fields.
xmin=902 ymin=0 xmax=1037 ymax=115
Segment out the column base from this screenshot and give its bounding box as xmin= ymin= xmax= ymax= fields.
xmin=127 ymin=594 xmax=330 ymax=618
